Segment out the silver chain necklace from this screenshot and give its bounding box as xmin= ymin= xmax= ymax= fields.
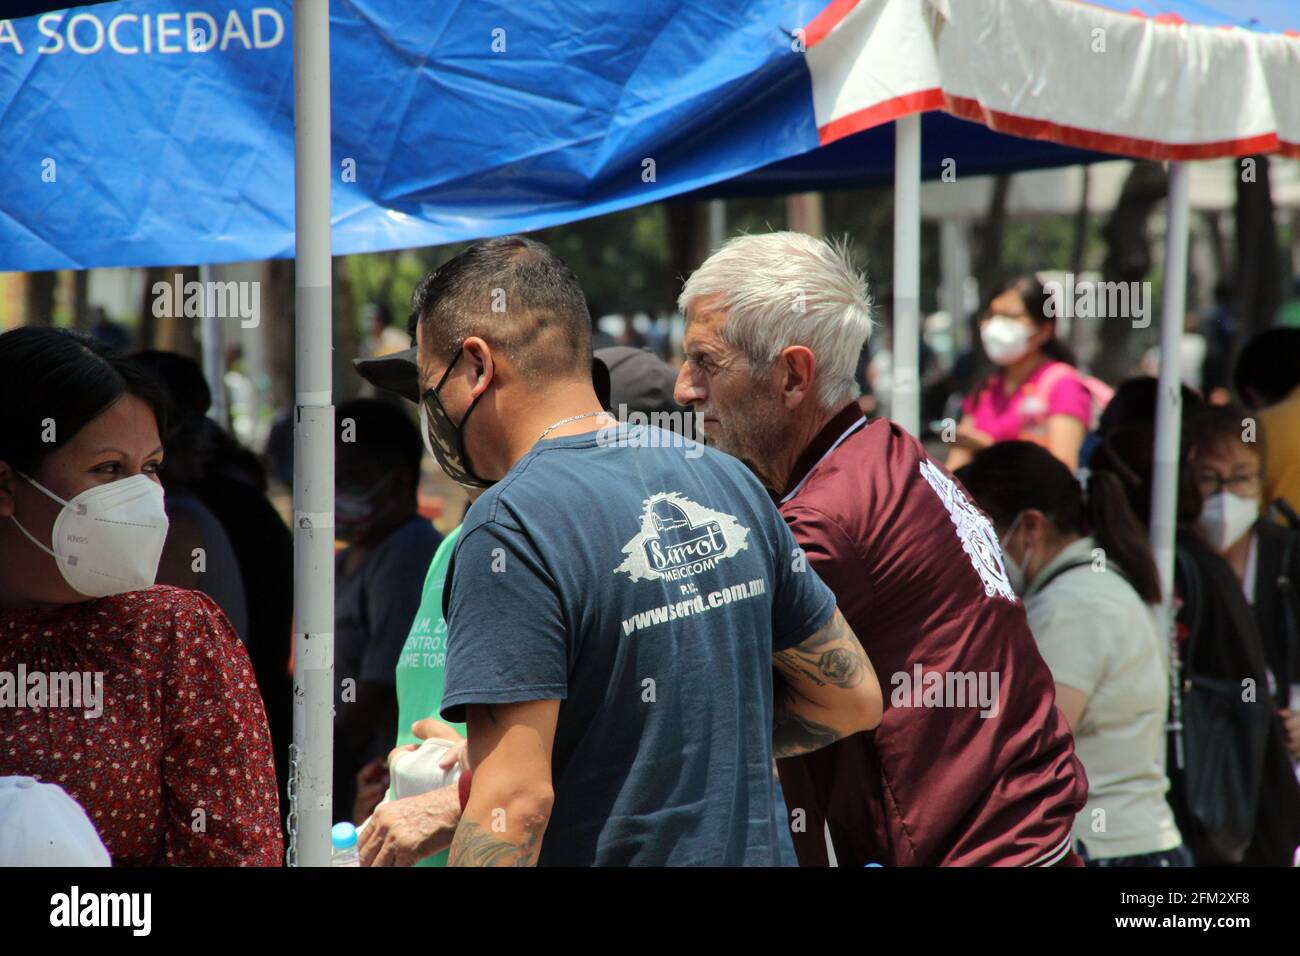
xmin=538 ymin=410 xmax=608 ymax=442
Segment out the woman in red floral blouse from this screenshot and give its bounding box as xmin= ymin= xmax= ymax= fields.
xmin=0 ymin=327 xmax=282 ymax=865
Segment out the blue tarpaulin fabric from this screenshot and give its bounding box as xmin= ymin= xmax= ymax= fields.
xmin=0 ymin=0 xmax=1287 ymax=271
xmin=0 ymin=0 xmax=823 ymax=269
xmin=692 ymin=111 xmax=1107 ymax=198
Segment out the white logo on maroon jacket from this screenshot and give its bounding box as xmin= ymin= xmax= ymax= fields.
xmin=918 ymin=459 xmax=1017 ymax=603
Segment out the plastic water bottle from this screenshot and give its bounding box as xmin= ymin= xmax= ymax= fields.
xmin=331 ymin=821 xmax=361 ymax=867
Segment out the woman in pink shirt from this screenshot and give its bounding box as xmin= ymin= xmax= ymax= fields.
xmin=946 ymin=276 xmax=1093 ymax=472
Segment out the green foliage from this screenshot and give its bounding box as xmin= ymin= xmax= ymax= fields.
xmin=534 ymin=206 xmax=674 ymax=316
xmin=346 ymin=250 xmax=431 ymax=333
xmin=339 ymin=191 xmax=1116 ymax=328
xmin=342 ymin=206 xmax=678 ymax=323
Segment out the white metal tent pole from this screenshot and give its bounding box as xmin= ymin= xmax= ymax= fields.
xmin=706 ymin=199 xmax=726 ymax=253
xmin=1150 ymin=162 xmax=1191 ymax=637
xmin=198 ymin=264 xmax=230 ymax=431
xmin=892 ymin=114 xmax=921 ymax=436
xmin=939 ymin=218 xmax=972 ymax=356
xmin=289 ymin=0 xmax=335 ymax=868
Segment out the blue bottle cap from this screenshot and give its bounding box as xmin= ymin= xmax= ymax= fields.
xmin=331 ymin=821 xmax=358 ymax=850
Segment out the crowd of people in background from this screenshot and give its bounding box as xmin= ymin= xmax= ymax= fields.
xmin=1 ymin=231 xmax=1299 ymax=868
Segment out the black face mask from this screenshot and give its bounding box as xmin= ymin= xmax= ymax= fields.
xmin=420 ymin=344 xmax=495 ymax=489
xmin=335 ymin=471 xmax=402 ymax=544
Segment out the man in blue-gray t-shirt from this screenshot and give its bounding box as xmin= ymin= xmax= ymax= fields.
xmin=411 ymin=236 xmax=882 ymax=866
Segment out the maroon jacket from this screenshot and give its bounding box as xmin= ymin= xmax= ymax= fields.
xmin=776 ymin=406 xmax=1087 ymax=866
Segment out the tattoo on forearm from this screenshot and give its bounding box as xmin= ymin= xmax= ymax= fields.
xmin=772 ymin=706 xmax=843 ymax=757
xmin=770 ymin=613 xmax=876 ymax=757
xmin=773 ymin=614 xmax=868 ymax=690
xmin=448 ymin=818 xmax=541 ymax=867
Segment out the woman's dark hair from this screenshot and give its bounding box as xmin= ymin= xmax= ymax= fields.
xmin=0 ymin=327 xmax=168 ymax=475
xmin=1234 ymin=328 xmax=1300 ymax=408
xmin=131 ymin=348 xmax=268 ymax=491
xmin=1184 ymin=403 xmax=1266 ymax=476
xmin=981 ymin=275 xmax=1076 ymax=366
xmin=133 ymin=349 xmax=211 ymax=421
xmin=955 ymin=439 xmax=1162 ymax=603
xmin=335 ymin=398 xmax=423 ymax=478
xmin=1098 ymin=375 xmax=1206 ymax=436
xmin=131 ymin=349 xmax=207 ymax=486
xmin=1093 ymin=423 xmax=1204 ymax=531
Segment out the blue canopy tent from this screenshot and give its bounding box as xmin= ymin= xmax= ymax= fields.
xmin=696 ymin=112 xmax=1107 ymax=196
xmin=0 ymin=1 xmax=1105 ymax=271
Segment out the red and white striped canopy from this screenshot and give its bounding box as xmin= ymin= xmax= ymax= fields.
xmin=806 ymin=0 xmax=1300 ymax=159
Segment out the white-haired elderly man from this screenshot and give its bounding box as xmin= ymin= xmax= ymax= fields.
xmin=674 ymin=231 xmax=1088 ymax=867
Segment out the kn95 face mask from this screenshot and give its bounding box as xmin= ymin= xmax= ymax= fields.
xmin=1195 ymin=490 xmax=1259 ymax=553
xmin=980 ymin=315 xmax=1034 ymax=366
xmin=11 ymin=472 xmax=169 ymax=598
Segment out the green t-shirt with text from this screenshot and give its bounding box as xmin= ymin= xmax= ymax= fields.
xmin=389 ymin=524 xmax=465 ymax=867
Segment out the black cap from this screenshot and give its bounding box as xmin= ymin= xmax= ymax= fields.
xmin=595 ymin=346 xmax=687 ymax=419
xmin=354 ymin=347 xmax=612 ymax=409
xmin=353 ymin=347 xmax=421 ymax=403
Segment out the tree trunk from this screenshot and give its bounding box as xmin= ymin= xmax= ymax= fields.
xmin=1070 ymin=166 xmax=1091 ymax=276
xmin=334 ymin=256 xmax=361 ymax=401
xmin=138 ymin=267 xmax=165 ymax=349
xmin=1094 ymin=161 xmax=1168 ymax=384
xmin=973 ymin=175 xmax=1012 ymax=297
xmin=1289 ymin=209 xmax=1300 ymax=281
xmin=24 ymin=271 xmax=58 ymax=326
xmin=1202 ymin=210 xmax=1229 ymax=289
xmin=666 ymin=202 xmax=711 ymax=308
xmin=786 ymin=192 xmax=825 ymax=237
xmin=265 ymin=259 xmax=296 ymax=411
xmin=1234 ymin=154 xmax=1280 ymax=342
xmin=72 ymin=270 xmax=90 ymax=330
xmin=152 ymin=266 xmax=201 ymax=358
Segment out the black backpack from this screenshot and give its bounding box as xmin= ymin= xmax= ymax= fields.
xmin=1173 ymin=546 xmax=1274 ymax=863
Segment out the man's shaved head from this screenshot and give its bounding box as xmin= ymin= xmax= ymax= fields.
xmin=412 ymin=236 xmax=593 ymax=385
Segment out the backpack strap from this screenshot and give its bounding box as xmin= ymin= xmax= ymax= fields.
xmin=1169 ymin=546 xmax=1203 ymax=771
xmin=1027 ymin=361 xmax=1104 ymax=431
xmin=1032 ymin=555 xmax=1132 ymax=594
xmin=1276 ymin=526 xmax=1300 ymax=709
xmin=1031 ymin=559 xmax=1093 ymax=594
xmin=1028 ymin=360 xmax=1070 ymax=399
xmin=1270 ymin=497 xmax=1300 ymax=531
xmin=1174 ymin=547 xmax=1203 ymax=674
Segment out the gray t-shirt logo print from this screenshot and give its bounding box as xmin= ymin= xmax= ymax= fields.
xmin=615 ymin=491 xmax=750 ymax=583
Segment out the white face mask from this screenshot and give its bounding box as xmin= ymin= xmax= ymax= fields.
xmin=11 ymin=472 xmax=170 ymax=598
xmin=980 ymin=315 xmax=1034 ymax=366
xmin=1000 ymin=511 xmax=1033 ymax=596
xmin=1196 ymin=491 xmax=1258 ymax=553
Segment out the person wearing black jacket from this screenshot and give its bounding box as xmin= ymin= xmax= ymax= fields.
xmin=1104 ymin=421 xmax=1300 ymax=866
xmin=1182 ymin=407 xmax=1300 ymax=864
xmin=1254 ymin=516 xmax=1300 ymax=736
xmin=1171 ymin=531 xmax=1300 ymax=866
